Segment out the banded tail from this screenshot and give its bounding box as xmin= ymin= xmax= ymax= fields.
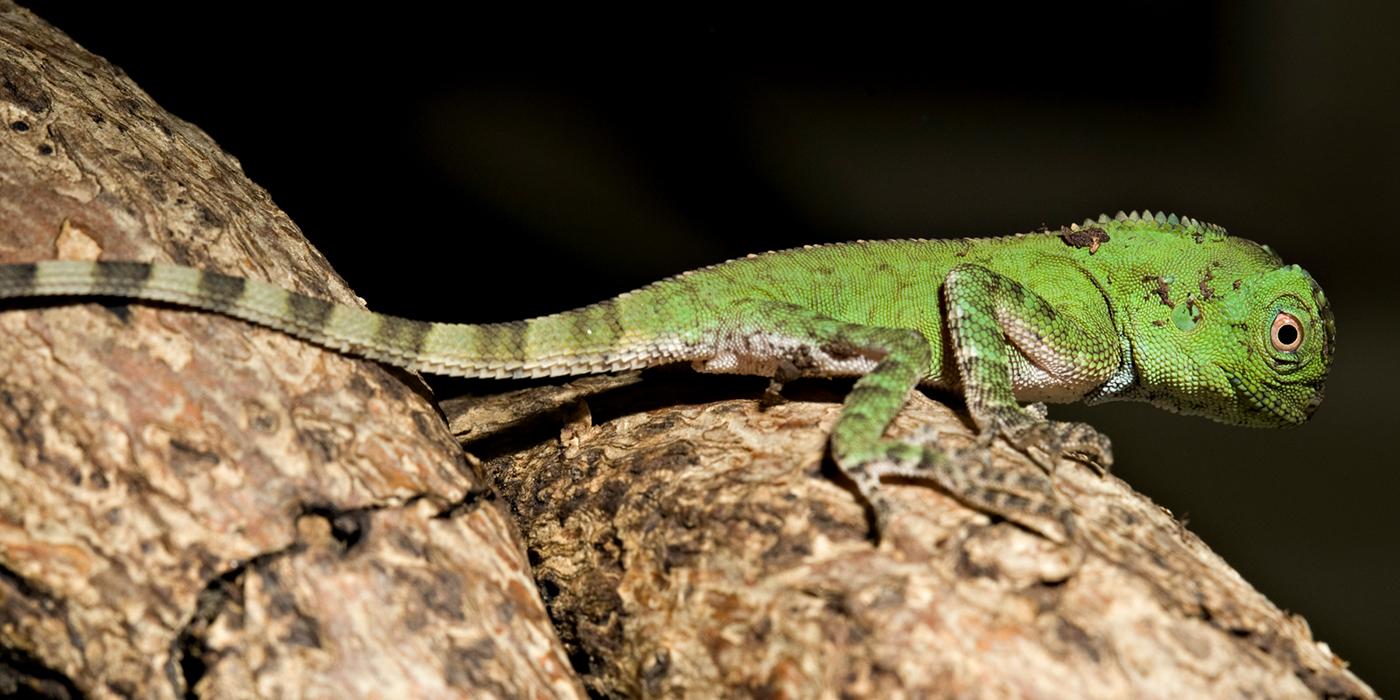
xmin=0 ymin=260 xmax=693 ymax=378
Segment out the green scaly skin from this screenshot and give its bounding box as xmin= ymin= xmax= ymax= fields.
xmin=0 ymin=211 xmax=1336 ymax=542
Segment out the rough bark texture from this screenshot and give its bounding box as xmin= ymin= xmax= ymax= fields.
xmin=480 ymin=383 xmax=1375 ymax=698
xmin=0 ymin=3 xmax=1378 ymax=699
xmin=0 ymin=5 xmax=581 ymax=698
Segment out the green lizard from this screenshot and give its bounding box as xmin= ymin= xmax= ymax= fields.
xmin=0 ymin=210 xmax=1335 ymax=542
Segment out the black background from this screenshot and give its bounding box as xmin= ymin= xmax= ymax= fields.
xmin=21 ymin=2 xmax=1399 ymax=694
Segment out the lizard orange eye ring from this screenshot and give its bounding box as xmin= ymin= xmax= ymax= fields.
xmin=1270 ymin=312 xmax=1303 ymax=352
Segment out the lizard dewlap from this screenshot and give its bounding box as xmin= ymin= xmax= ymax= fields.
xmin=0 ymin=211 xmax=1334 ymax=542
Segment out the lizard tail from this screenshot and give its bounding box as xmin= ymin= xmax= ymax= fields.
xmin=0 ymin=260 xmax=694 ymax=378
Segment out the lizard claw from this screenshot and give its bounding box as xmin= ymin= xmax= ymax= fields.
xmin=986 ymin=407 xmax=1114 ymax=475
xmin=864 ymin=442 xmax=1078 ymax=545
xmin=1017 ymin=420 xmax=1113 ymax=474
xmin=1056 ymin=421 xmax=1113 ymax=474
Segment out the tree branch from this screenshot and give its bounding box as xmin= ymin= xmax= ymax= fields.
xmin=0 ymin=4 xmax=580 ymax=697
xmin=467 ymin=374 xmax=1374 ymax=699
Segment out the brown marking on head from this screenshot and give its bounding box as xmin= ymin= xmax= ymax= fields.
xmin=1143 ymin=275 xmax=1174 ymax=307
xmin=1059 ymin=226 xmax=1110 ymax=255
xmin=1198 ymin=266 xmax=1216 ymax=301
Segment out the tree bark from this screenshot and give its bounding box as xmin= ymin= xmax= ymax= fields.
xmin=0 ymin=3 xmax=1377 ymax=699
xmin=0 ymin=4 xmax=580 ymax=698
xmin=468 ymin=379 xmax=1374 ymax=698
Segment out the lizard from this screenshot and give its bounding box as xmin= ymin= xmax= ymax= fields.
xmin=0 ymin=210 xmax=1335 ymax=543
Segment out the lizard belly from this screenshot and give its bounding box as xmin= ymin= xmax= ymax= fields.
xmin=692 ymin=331 xmax=879 ymax=378
xmin=1009 ymin=354 xmax=1103 ymax=404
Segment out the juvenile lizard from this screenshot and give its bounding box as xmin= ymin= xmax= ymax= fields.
xmin=0 ymin=210 xmax=1335 ymax=542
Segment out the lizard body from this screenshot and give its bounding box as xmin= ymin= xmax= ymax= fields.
xmin=0 ymin=211 xmax=1335 ymax=541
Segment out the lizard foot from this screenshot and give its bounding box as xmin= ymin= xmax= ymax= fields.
xmin=866 ymin=443 xmax=1078 ymax=544
xmin=759 ymin=358 xmax=802 ymax=409
xmin=986 ymin=406 xmax=1114 ymax=475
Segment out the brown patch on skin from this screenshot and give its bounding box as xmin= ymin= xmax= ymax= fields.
xmin=1198 ymin=267 xmax=1216 ymax=301
xmin=1233 ymin=278 xmax=1243 ymax=291
xmin=373 ymin=317 xmax=432 ymax=356
xmin=196 ymin=269 xmax=246 ymax=312
xmin=1151 ymin=319 xmax=1167 ymax=327
xmin=1059 ymin=226 xmax=1110 ymax=254
xmin=775 ymin=357 xmax=804 ymax=381
xmin=288 ymin=293 xmax=334 ymax=331
xmin=820 ymin=339 xmax=863 ymax=360
xmin=0 ymin=262 xmax=37 ymax=290
xmin=98 ymin=261 xmax=154 ymax=288
xmin=762 ymin=356 xmax=804 ymax=408
xmin=1143 ymin=276 xmax=1174 ymax=307
xmin=786 ymin=345 xmax=820 ymax=374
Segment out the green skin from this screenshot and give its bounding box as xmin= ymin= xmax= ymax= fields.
xmin=0 ymin=211 xmax=1336 ymax=542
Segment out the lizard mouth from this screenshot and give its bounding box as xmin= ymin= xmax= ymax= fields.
xmin=1226 ymin=373 xmax=1310 ymax=426
xmin=1305 ymin=383 xmax=1326 ymax=418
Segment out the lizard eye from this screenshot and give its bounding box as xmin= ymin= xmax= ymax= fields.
xmin=1270 ymin=312 xmax=1303 ymax=352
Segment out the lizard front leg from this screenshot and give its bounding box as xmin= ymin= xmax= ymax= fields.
xmin=942 ymin=263 xmax=1121 ymax=472
xmin=700 ymin=300 xmax=1076 ymax=543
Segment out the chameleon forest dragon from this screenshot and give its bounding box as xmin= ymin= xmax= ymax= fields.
xmin=0 ymin=210 xmax=1335 ymax=541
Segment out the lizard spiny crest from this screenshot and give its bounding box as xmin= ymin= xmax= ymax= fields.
xmin=1066 ymin=210 xmax=1228 ymax=236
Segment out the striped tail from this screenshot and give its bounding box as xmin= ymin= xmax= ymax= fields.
xmin=0 ymin=260 xmax=693 ymax=378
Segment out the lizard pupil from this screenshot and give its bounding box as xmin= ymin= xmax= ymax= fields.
xmin=1270 ymin=312 xmax=1303 ymax=352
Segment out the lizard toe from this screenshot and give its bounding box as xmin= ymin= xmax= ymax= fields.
xmin=1056 ymin=421 xmax=1114 ymax=473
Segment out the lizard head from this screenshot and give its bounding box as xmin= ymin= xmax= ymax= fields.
xmin=1198 ymin=263 xmax=1335 ymax=427
xmin=1098 ymin=216 xmax=1335 ymax=427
